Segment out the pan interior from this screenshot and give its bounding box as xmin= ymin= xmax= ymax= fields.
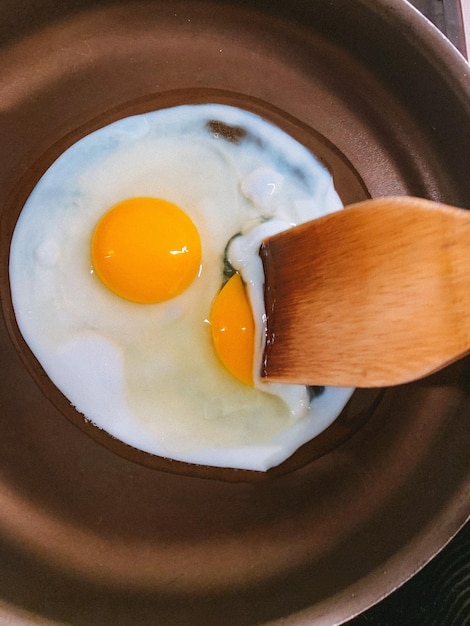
xmin=0 ymin=1 xmax=469 ymax=625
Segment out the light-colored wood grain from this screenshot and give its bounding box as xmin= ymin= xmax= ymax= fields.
xmin=260 ymin=197 xmax=470 ymax=387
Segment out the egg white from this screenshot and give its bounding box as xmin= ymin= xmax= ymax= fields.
xmin=9 ymin=104 xmax=353 ymax=471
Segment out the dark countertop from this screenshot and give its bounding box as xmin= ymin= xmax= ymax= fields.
xmin=411 ymin=0 xmax=467 ymax=57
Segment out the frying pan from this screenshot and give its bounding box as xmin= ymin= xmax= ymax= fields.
xmin=0 ymin=0 xmax=469 ymax=624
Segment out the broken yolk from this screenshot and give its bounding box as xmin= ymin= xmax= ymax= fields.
xmin=91 ymin=197 xmax=201 ymax=304
xmin=210 ymin=273 xmax=255 ymax=386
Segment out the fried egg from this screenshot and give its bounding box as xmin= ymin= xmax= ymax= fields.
xmin=9 ymin=103 xmax=353 ymax=471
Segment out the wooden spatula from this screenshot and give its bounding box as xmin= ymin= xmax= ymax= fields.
xmin=259 ymin=196 xmax=470 ymax=388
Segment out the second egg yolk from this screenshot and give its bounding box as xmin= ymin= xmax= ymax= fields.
xmin=210 ymin=273 xmax=255 ymax=386
xmin=91 ymin=197 xmax=201 ymax=304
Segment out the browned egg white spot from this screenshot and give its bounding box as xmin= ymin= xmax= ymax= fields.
xmin=207 ymin=120 xmax=247 ymax=143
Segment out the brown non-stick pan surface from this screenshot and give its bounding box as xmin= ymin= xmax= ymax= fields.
xmin=1 ymin=0 xmax=470 ymax=624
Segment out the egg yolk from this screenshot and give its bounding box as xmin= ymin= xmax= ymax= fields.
xmin=210 ymin=273 xmax=255 ymax=386
xmin=91 ymin=197 xmax=201 ymax=304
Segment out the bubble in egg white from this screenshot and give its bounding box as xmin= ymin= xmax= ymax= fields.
xmin=9 ymin=103 xmax=354 ymax=471
xmin=241 ymin=167 xmax=285 ymax=214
